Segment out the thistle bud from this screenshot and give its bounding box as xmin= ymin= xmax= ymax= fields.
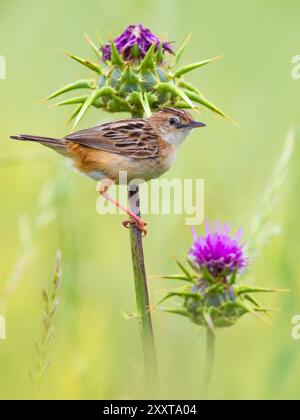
xmin=47 ymin=24 xmax=229 ymax=126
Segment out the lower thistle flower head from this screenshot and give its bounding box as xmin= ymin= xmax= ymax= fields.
xmin=189 ymin=222 xmax=248 ymax=278
xmin=159 ymin=221 xmax=282 ymax=332
xmin=186 ymin=222 xmax=248 ymax=327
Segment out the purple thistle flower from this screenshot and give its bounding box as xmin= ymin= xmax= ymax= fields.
xmin=189 ymin=222 xmax=248 ymax=278
xmin=101 ymin=24 xmax=174 ymax=62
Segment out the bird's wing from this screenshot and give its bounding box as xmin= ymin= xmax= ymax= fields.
xmin=64 ymin=119 xmax=160 ymax=159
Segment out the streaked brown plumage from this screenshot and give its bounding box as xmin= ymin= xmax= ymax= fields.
xmin=10 ymin=108 xmax=206 ymax=234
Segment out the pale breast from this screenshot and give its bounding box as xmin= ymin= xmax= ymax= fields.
xmin=123 ymin=143 xmax=177 ymax=182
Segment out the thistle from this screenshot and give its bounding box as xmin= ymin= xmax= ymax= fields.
xmin=159 ymin=222 xmax=282 ymax=330
xmin=47 ymin=24 xmax=228 ymax=127
xmin=159 ymin=222 xmax=287 ymax=385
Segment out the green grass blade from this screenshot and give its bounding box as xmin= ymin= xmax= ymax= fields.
xmin=246 ymin=129 xmax=295 ymax=259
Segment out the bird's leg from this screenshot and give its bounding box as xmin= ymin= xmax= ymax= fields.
xmin=97 ymin=179 xmax=148 ymax=236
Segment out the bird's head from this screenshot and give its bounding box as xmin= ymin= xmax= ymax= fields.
xmin=148 ymin=108 xmax=206 ymax=146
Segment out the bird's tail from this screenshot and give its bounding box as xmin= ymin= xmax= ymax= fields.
xmin=10 ymin=134 xmax=68 ymax=156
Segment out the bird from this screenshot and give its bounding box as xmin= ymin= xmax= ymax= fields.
xmin=10 ymin=108 xmax=206 ymax=235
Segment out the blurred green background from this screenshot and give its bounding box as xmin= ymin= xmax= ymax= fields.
xmin=0 ymin=0 xmax=299 ymax=400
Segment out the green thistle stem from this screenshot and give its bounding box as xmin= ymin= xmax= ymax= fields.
xmin=128 ymin=111 xmax=158 ymax=393
xmin=204 ymin=329 xmax=215 ymax=387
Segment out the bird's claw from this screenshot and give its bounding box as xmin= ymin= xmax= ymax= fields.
xmin=122 ymin=218 xmax=148 ymax=236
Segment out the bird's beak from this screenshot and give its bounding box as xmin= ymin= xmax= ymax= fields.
xmin=181 ymin=120 xmax=206 ymax=129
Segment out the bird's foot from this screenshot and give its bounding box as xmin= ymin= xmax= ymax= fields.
xmin=122 ymin=217 xmax=148 ymax=236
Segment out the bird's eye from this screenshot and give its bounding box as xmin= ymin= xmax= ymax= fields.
xmin=169 ymin=117 xmax=178 ymax=127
